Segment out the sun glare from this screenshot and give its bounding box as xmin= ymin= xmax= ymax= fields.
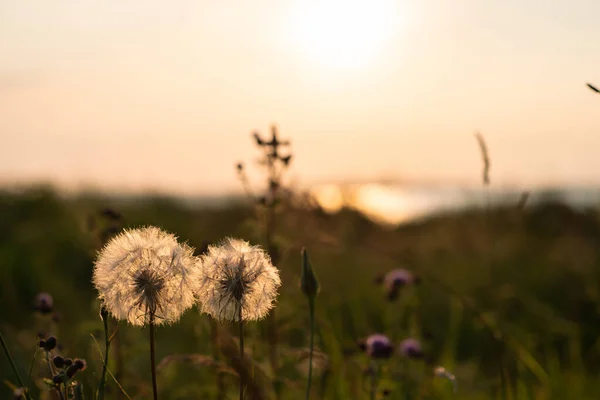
xmin=283 ymin=0 xmax=401 ymax=71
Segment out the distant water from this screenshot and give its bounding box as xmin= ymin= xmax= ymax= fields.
xmin=310 ymin=183 xmax=600 ymax=225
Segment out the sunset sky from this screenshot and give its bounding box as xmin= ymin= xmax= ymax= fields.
xmin=1 ymin=0 xmax=599 ymax=196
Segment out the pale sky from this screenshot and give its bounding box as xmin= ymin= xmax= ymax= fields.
xmin=1 ymin=0 xmax=599 ymax=196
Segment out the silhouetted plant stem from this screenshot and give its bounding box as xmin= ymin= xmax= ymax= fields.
xmin=239 ymin=306 xmax=245 ymax=400
xmin=305 ymin=296 xmax=315 ymax=400
xmin=149 ymin=313 xmax=158 ymax=400
xmin=97 ymin=306 xmax=111 ymax=400
xmin=301 ymin=248 xmax=320 ymax=400
xmin=265 ymin=203 xmax=279 ymax=375
xmin=45 ymin=350 xmax=65 ymax=400
xmin=0 ymin=331 xmax=32 ymax=400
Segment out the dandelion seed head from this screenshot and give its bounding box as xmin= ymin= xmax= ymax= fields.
xmin=93 ymin=226 xmax=200 ymax=326
xmin=198 ymin=238 xmax=281 ymax=322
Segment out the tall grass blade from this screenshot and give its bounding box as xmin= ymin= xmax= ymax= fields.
xmin=0 ymin=330 xmax=31 ymax=400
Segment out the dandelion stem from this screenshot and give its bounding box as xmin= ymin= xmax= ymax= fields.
xmin=149 ymin=313 xmax=158 ymax=400
xmin=0 ymin=331 xmax=31 ymax=400
xmin=305 ymin=297 xmax=315 ymax=400
xmin=97 ymin=307 xmax=111 ymax=400
xmin=239 ymin=306 xmax=245 ymax=400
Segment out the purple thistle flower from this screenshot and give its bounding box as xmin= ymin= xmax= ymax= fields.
xmin=380 ymin=269 xmax=419 ymax=300
xmin=359 ymin=334 xmax=394 ymax=359
xmin=34 ymin=292 xmax=54 ymax=314
xmin=399 ymin=338 xmax=423 ymax=359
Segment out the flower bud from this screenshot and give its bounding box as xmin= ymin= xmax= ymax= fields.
xmin=43 ymin=336 xmax=57 ymax=352
xmin=74 ymin=358 xmax=87 ymax=371
xmin=53 ymin=356 xmax=65 ymax=368
xmin=300 ymin=248 xmax=320 ymax=300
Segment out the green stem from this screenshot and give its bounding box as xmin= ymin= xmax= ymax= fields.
xmin=369 ymin=361 xmax=379 ymax=400
xmin=26 ymin=348 xmax=38 ymax=394
xmin=97 ymin=309 xmax=111 ymax=400
xmin=239 ymin=306 xmax=245 ymax=400
xmin=305 ymin=297 xmax=315 ymax=400
xmin=0 ymin=331 xmax=27 ymax=391
xmin=149 ymin=314 xmax=158 ymax=400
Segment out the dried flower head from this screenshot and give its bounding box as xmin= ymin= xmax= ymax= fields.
xmin=93 ymin=226 xmax=200 ymax=326
xmin=399 ymin=338 xmax=423 ymax=359
xmin=358 ymin=334 xmax=394 ymax=359
xmin=198 ymin=238 xmax=281 ymax=321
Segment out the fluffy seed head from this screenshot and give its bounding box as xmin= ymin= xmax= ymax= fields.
xmin=93 ymin=226 xmax=200 ymax=326
xmin=198 ymin=238 xmax=281 ymax=321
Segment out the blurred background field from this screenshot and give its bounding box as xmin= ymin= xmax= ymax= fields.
xmin=2 ymin=182 xmax=600 ymax=399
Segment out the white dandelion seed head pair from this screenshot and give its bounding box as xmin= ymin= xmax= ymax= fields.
xmin=93 ymin=227 xmax=281 ymax=326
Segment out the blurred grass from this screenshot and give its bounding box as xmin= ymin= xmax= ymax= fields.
xmin=1 ymin=185 xmax=600 ymax=399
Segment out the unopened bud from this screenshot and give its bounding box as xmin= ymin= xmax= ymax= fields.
xmin=53 ymin=356 xmax=65 ymax=368
xmin=43 ymin=336 xmax=57 ymax=352
xmin=300 ymin=248 xmax=320 ymax=299
xmin=74 ymin=358 xmax=87 ymax=371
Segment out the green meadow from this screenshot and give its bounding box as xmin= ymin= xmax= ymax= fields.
xmin=1 ymin=183 xmax=600 ymax=399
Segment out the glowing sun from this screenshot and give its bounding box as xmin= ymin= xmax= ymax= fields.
xmin=283 ymin=0 xmax=400 ymax=70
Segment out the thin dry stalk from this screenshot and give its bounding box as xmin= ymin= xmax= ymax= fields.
xmin=474 ymin=132 xmax=490 ymax=186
